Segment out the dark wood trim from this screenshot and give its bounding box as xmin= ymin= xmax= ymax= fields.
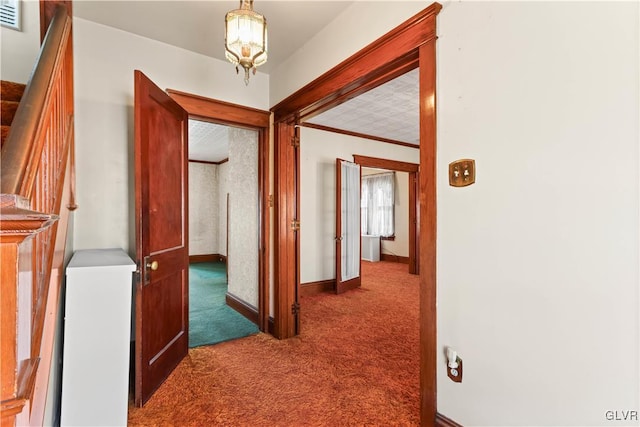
xmin=271 ymin=4 xmax=441 ymax=122
xmin=167 ymin=90 xmax=270 ymax=129
xmin=270 ymin=3 xmax=441 ymax=424
xmin=409 ymin=171 xmax=419 ymax=275
xmin=273 ymin=121 xmax=298 ymax=339
xmin=188 ymin=158 xmax=229 ymax=165
xmin=353 ymin=155 xmax=419 ymax=172
xmin=300 ymin=279 xmax=335 ymax=297
xmin=301 ymin=122 xmax=418 ymax=149
xmin=419 ymin=36 xmax=439 ymax=426
xmin=225 ymin=293 xmax=258 ymax=325
xmin=168 ymin=91 xmax=270 ymax=334
xmin=435 ymin=413 xmax=463 ymax=427
xmin=189 ymin=254 xmax=226 ymax=264
xmin=268 ymin=316 xmax=275 ymax=336
xmin=381 ymin=254 xmax=410 ymax=264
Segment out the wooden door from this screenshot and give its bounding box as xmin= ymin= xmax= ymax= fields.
xmin=335 ymin=159 xmax=361 ymax=294
xmin=134 ymin=70 xmax=189 ymax=406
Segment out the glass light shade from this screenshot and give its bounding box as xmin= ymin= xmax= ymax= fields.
xmin=225 ymin=0 xmax=267 ymax=84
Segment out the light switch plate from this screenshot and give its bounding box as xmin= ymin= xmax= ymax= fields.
xmin=449 ymin=159 xmax=475 ymax=187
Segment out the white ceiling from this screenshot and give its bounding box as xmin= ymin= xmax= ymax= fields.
xmin=73 ymin=1 xmax=354 ymax=74
xmin=74 ymin=1 xmax=419 ymax=161
xmin=306 ymin=69 xmax=419 ymax=146
xmin=188 ymin=120 xmax=230 ymax=163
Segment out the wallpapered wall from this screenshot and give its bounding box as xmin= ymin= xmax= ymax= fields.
xmin=188 ymin=162 xmax=218 ymax=256
xmin=226 ymin=128 xmax=259 ymax=307
xmin=187 ymin=129 xmax=259 ymax=308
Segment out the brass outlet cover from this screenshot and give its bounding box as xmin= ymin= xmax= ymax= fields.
xmin=449 ymin=159 xmax=475 ymax=187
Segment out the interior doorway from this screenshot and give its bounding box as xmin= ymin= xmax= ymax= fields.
xmin=270 ymin=4 xmax=441 ymax=423
xmin=168 ymin=90 xmax=271 ymax=333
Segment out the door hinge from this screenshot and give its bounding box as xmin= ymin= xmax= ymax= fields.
xmin=291 ymin=301 xmax=300 ymax=316
xmin=268 ymin=194 xmax=274 ymax=207
xmin=290 ymin=220 xmax=300 ymax=231
xmin=290 ymin=136 xmax=300 ymax=148
xmin=134 ymin=266 xmax=141 ymax=284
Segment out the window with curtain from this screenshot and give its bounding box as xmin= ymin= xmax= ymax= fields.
xmin=361 ymin=171 xmax=395 ymax=237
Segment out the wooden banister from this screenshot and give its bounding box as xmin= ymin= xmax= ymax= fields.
xmin=1 ymin=4 xmax=71 ymax=196
xmin=0 ymin=3 xmax=75 ymax=426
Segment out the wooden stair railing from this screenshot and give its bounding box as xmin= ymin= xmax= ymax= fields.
xmin=0 ymin=4 xmax=76 ymax=426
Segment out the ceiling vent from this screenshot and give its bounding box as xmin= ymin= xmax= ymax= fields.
xmin=1 ymin=0 xmax=21 ymax=31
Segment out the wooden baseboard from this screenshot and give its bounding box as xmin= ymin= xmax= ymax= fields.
xmin=225 ymin=292 xmax=258 ymax=325
xmin=189 ymin=254 xmax=226 ymax=264
xmin=380 ymin=253 xmax=409 ymax=264
xmin=300 ymin=279 xmax=335 ymax=296
xmin=268 ymin=316 xmax=275 ymax=335
xmin=435 ymin=413 xmax=463 ymax=427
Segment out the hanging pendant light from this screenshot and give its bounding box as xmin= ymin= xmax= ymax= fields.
xmin=224 ymin=0 xmax=268 ymax=85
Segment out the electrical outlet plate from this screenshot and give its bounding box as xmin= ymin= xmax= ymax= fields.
xmin=449 ymin=159 xmax=475 ymax=187
xmin=447 ymin=358 xmax=463 ymax=383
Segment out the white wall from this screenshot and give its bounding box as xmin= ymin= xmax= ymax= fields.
xmin=436 ymin=2 xmax=639 ymax=425
xmin=300 ymin=127 xmax=419 ymax=283
xmin=188 ymin=162 xmax=218 ymax=256
xmin=280 ymin=1 xmax=640 ymax=425
xmin=72 ymin=17 xmax=269 ymax=255
xmin=362 ymin=168 xmax=410 ymax=259
xmin=0 ymin=0 xmax=39 ymax=83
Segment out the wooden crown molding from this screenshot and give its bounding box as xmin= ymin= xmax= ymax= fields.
xmin=167 ymin=89 xmax=270 ymax=128
xmin=301 ymin=123 xmax=418 ymax=149
xmin=271 ymin=2 xmax=442 ymax=123
xmin=353 ymin=154 xmax=419 ymax=172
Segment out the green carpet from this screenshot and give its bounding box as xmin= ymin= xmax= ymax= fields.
xmin=189 ymin=262 xmax=259 ymax=348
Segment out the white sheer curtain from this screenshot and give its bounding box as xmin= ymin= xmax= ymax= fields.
xmin=341 ymin=161 xmax=361 ymax=281
xmin=361 ymin=172 xmax=395 ymax=237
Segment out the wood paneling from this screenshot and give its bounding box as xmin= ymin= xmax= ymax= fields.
xmin=270 ymin=3 xmax=441 ymax=424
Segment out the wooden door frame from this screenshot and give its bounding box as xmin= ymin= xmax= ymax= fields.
xmin=353 ymin=154 xmax=419 ymax=275
xmin=270 ymin=3 xmax=441 ymax=424
xmin=166 ymin=90 xmax=271 ymax=332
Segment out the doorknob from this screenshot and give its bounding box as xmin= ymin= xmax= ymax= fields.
xmin=146 ymin=260 xmax=158 ymax=271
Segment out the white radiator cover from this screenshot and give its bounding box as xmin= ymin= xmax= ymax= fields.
xmin=61 ymin=249 xmax=136 ymax=427
xmin=361 ymin=235 xmax=380 ymax=262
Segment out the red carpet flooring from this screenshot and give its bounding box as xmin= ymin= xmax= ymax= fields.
xmin=128 ymin=261 xmax=420 ymax=426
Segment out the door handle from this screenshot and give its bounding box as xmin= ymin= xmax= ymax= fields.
xmin=143 ymin=256 xmax=157 ymax=285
